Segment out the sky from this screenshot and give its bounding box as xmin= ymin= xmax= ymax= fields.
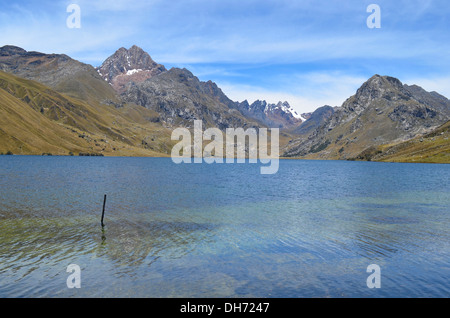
xmin=0 ymin=0 xmax=449 ymax=114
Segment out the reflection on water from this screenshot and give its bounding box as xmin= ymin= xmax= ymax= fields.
xmin=0 ymin=156 xmax=449 ymax=297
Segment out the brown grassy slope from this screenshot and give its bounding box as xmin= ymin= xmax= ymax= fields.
xmin=0 ymin=87 xmax=89 ymax=154
xmin=373 ymin=120 xmax=450 ymax=163
xmin=0 ymin=70 xmax=174 ymax=156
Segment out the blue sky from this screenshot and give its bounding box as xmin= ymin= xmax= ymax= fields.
xmin=1 ymin=0 xmax=449 ymax=113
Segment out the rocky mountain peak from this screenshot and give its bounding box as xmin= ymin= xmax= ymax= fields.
xmin=339 ymin=75 xmax=412 ymax=117
xmin=96 ymin=45 xmax=166 ymax=93
xmin=355 ymin=75 xmax=405 ymax=101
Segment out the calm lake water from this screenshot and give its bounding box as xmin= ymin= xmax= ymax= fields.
xmin=0 ymin=156 xmax=449 ymax=298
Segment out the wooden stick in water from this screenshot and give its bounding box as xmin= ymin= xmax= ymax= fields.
xmin=101 ymin=194 xmax=107 ymax=227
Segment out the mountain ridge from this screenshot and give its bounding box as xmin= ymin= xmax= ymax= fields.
xmin=0 ymin=45 xmax=449 ymax=162
xmin=0 ymin=45 xmax=119 ymax=105
xmin=283 ymin=75 xmax=450 ymax=160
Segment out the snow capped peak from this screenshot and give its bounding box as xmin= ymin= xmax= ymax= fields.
xmin=247 ymin=100 xmax=303 ymax=121
xmin=273 ymin=101 xmax=303 ymax=120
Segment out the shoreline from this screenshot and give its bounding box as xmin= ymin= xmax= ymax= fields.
xmin=1 ymin=153 xmax=448 ymax=165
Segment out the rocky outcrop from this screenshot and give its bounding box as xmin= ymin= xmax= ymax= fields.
xmin=283 ymin=75 xmax=450 ymax=159
xmin=121 ymin=67 xmax=259 ymax=129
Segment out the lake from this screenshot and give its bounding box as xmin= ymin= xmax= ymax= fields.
xmin=0 ymin=156 xmax=449 ymax=297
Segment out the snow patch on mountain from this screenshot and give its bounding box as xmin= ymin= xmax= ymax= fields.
xmin=126 ymin=69 xmax=142 ymax=75
xmin=299 ymin=114 xmax=308 ymax=122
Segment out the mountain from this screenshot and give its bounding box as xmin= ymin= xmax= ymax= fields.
xmin=291 ymin=105 xmax=335 ymax=135
xmin=99 ymin=46 xmax=303 ymax=131
xmin=301 ymin=106 xmax=340 ymax=122
xmin=121 ymin=67 xmax=262 ymax=130
xmin=0 ymin=45 xmax=119 ymax=104
xmin=96 ymin=45 xmax=166 ymax=93
xmin=235 ymin=100 xmax=303 ymax=129
xmin=283 ymin=75 xmax=450 ymax=159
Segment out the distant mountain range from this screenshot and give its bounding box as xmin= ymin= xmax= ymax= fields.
xmin=0 ymin=45 xmax=449 ymax=163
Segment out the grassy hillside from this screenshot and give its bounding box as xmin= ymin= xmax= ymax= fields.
xmin=0 ymin=70 xmax=174 ymax=157
xmin=345 ymin=121 xmax=450 ymax=163
xmin=374 ymin=121 xmax=450 ymax=163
